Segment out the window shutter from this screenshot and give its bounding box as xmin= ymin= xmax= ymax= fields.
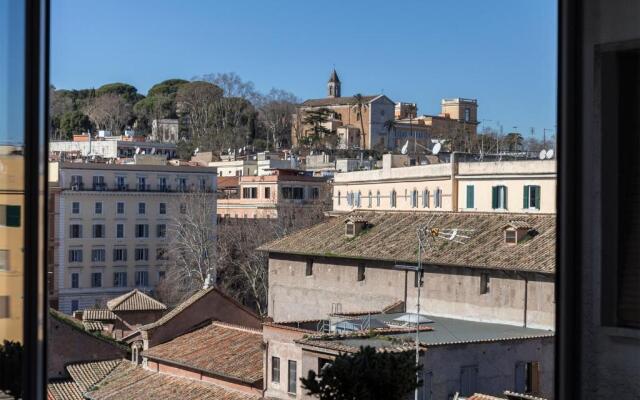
xmin=534 ymin=186 xmax=541 ymax=209
xmin=530 ymin=361 xmax=540 ymax=394
xmin=523 ymin=185 xmax=530 ymax=209
xmin=515 ymin=362 xmax=526 ymax=393
xmin=467 ymin=185 xmax=474 ymax=209
xmin=6 ymin=205 xmax=20 ymax=227
xmin=491 ymin=186 xmax=498 ymax=209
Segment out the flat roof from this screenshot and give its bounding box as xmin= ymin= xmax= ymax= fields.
xmin=58 ymin=162 xmax=216 ymax=174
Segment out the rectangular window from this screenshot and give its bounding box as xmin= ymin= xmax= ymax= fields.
xmin=68 ymin=249 xmax=83 ymax=263
xmin=113 ymin=248 xmax=127 ymax=262
xmin=138 ymin=176 xmax=147 ymax=191
xmin=158 ymin=271 xmax=166 ymax=281
xmin=0 ymin=296 xmax=9 ymax=318
xmin=135 ymin=248 xmax=149 ymax=261
xmin=91 ymin=248 xmax=106 ymax=262
xmin=523 ymin=185 xmax=541 ymax=210
xmin=287 ymin=360 xmax=297 ymax=394
xmin=116 ymin=176 xmax=126 ymax=190
xmin=71 ymin=273 xmax=79 ymax=289
xmin=113 ymin=272 xmax=127 ymax=287
xmin=480 ymin=273 xmax=490 ymax=294
xmin=135 ymin=271 xmax=149 ymax=287
xmin=159 ymin=202 xmax=166 ymax=214
xmin=0 ymin=205 xmax=21 ymax=227
xmin=135 ymin=224 xmax=149 ymax=238
xmin=515 ymin=361 xmax=540 ymax=394
xmin=158 ymin=177 xmax=167 ymax=191
xmin=138 ymin=202 xmax=146 ymax=214
xmin=243 ymin=187 xmax=258 ymax=198
xmin=179 ymin=203 xmax=186 ymax=214
xmin=71 ymin=175 xmax=83 ymax=189
xmin=117 ymin=202 xmax=125 ymax=214
xmin=94 ymin=202 xmax=102 ymax=215
xmin=156 ymin=248 xmax=168 ymax=260
xmin=306 ymin=260 xmax=313 ymax=276
xmin=92 ymin=224 xmax=105 ymax=238
xmin=91 ymin=272 xmax=102 ymax=288
xmin=71 ymin=202 xmax=80 ymax=214
xmin=177 ymin=177 xmax=187 ymax=191
xmin=466 ymin=185 xmax=475 ymax=209
xmin=293 ymin=187 xmax=304 ymax=199
xmin=264 ymin=187 xmax=271 ymax=199
xmin=70 ymin=224 xmax=82 ymax=238
xmin=71 ymin=300 xmax=79 ymax=313
xmin=156 ymin=224 xmax=166 ymax=238
xmin=357 ymin=264 xmax=366 ymax=282
xmin=311 ymin=187 xmax=320 ymax=199
xmin=491 ymin=185 xmax=508 ymax=210
xmin=0 ymin=250 xmax=8 ymax=271
xmin=116 ymin=224 xmax=124 ymax=238
xmin=92 ymin=175 xmax=105 ymax=191
xmin=271 ymin=356 xmax=280 ymax=383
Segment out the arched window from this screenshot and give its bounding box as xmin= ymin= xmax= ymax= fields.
xmin=411 ymin=189 xmax=418 ymax=208
xmin=368 ymin=191 xmax=372 ymax=208
xmin=435 ymin=188 xmax=442 ymax=208
xmin=390 ymin=190 xmax=397 ymax=208
xmin=355 ymin=191 xmax=361 ymax=208
xmin=376 ymin=191 xmax=381 ymax=207
xmin=422 ymin=189 xmax=430 ymax=208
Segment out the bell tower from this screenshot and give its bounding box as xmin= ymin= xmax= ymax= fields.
xmin=327 ymin=69 xmax=341 ymax=98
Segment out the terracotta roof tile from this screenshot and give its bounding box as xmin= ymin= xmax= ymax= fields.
xmin=301 ymin=95 xmax=379 ymax=107
xmin=469 ymin=394 xmax=506 ymax=400
xmin=83 ymin=309 xmax=116 ymax=321
xmin=85 ymin=362 xmax=259 ymax=400
xmin=66 ymin=359 xmax=123 ymax=392
xmin=259 ymin=211 xmax=556 ymax=273
xmin=47 ymin=380 xmax=83 ymax=400
xmin=142 ymin=322 xmax=263 ymax=384
xmin=106 ymin=289 xmax=167 ymax=312
xmin=83 ymin=321 xmax=105 ymax=331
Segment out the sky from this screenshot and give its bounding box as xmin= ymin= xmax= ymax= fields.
xmin=51 ymin=0 xmax=558 ymax=138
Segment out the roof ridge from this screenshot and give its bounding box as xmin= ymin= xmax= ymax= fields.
xmin=211 ymin=321 xmax=262 ymax=335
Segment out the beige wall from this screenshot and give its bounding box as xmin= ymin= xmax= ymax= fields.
xmin=268 ymin=255 xmax=555 ymax=330
xmin=333 ymin=157 xmax=556 ymax=214
xmin=264 ymin=325 xmax=307 ymax=399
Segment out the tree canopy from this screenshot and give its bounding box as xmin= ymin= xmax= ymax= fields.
xmin=301 ymin=346 xmax=421 ymax=400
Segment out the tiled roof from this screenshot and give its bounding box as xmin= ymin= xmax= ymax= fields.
xmin=106 ymin=289 xmax=167 ymax=312
xmin=469 ymin=394 xmax=506 ymax=400
xmin=218 ymin=176 xmax=240 ymax=188
xmin=259 ymin=211 xmax=556 ymax=274
xmin=47 ymin=380 xmax=83 ymax=400
xmin=83 ymin=321 xmax=105 ymax=331
xmin=84 ymin=362 xmax=259 ymax=400
xmin=83 ymin=309 xmax=116 ymax=321
xmin=503 ymin=391 xmax=549 ymax=400
xmin=67 ymin=359 xmax=123 ymax=392
xmin=134 ymin=287 xmax=214 ymax=333
xmin=142 ymin=322 xmax=263 ymax=384
xmin=49 ymin=309 xmax=129 ymax=351
xmin=301 ymin=95 xmax=379 ymax=107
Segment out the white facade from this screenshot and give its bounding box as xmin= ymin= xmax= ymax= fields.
xmin=49 ymin=140 xmax=178 ymax=160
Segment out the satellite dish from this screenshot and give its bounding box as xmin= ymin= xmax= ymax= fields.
xmin=432 ymin=142 xmax=441 ymax=155
xmin=194 ymin=147 xmax=199 ymax=155
xmin=227 ymin=148 xmax=231 ymax=154
xmin=539 ymin=149 xmax=547 ymax=160
xmin=151 ymin=148 xmax=156 ymax=155
xmin=401 ymin=140 xmax=409 ymax=155
xmin=546 ymin=149 xmax=555 ymax=159
xmin=141 ymin=150 xmax=146 ymax=155
xmin=135 ymin=147 xmax=141 ymax=155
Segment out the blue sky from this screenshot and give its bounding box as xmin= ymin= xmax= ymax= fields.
xmin=51 ymin=0 xmax=557 ymax=138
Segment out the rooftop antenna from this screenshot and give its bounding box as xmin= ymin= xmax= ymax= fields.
xmin=397 ymin=216 xmax=473 ymax=400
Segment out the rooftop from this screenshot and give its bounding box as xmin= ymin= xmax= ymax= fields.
xmin=106 ymin=289 xmax=167 ymax=312
xmin=58 ymin=161 xmax=215 ymax=174
xmin=142 ymin=321 xmax=263 ymax=384
xmin=259 ymin=211 xmax=556 ymax=274
xmin=298 ymin=313 xmax=554 ymax=353
xmin=301 ymin=95 xmax=380 ymax=107
xmin=83 ymin=361 xmax=260 ymax=400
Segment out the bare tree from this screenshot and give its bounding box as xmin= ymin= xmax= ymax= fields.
xmin=84 ymin=93 xmax=132 ymax=134
xmin=165 ymin=190 xmax=218 ymax=301
xmin=175 ymin=81 xmax=223 ymax=145
xmin=259 ymin=89 xmax=299 ymax=151
xmin=196 ymin=72 xmax=261 ymax=104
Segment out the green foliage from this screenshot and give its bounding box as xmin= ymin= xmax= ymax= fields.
xmin=301 ymin=346 xmax=421 ymax=400
xmin=96 ymin=82 xmax=144 ymax=103
xmin=0 ymin=340 xmax=22 ymax=397
xmin=59 ymin=110 xmax=91 ymax=138
xmin=302 ymin=108 xmax=333 ymax=149
xmin=147 ymin=79 xmax=189 ymax=98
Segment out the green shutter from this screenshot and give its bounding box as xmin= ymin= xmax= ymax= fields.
xmin=6 ymin=206 xmax=20 ymax=227
xmin=491 ymin=186 xmax=498 ymax=209
xmin=523 ymin=186 xmax=530 ymax=209
xmin=534 ymin=185 xmax=541 ymax=209
xmin=466 ymin=185 xmax=474 ymax=209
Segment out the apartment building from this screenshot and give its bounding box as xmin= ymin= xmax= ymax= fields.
xmin=50 ymin=162 xmax=217 ymax=314
xmin=217 ymin=169 xmax=330 ymax=219
xmin=49 ymin=136 xmax=177 ymax=160
xmin=0 ymin=150 xmax=24 ymax=342
xmin=333 ymin=154 xmax=556 ymax=214
xmin=209 ymin=153 xmax=293 ymax=178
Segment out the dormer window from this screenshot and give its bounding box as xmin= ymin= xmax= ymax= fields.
xmin=503 ymin=221 xmax=533 ymax=245
xmin=345 ymin=216 xmax=368 ymax=238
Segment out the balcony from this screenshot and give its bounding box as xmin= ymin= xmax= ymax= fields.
xmin=92 ymin=182 xmax=107 ymax=191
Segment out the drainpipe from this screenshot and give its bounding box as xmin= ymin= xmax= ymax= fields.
xmin=403 ymin=270 xmax=408 ymax=312
xmin=450 ymin=152 xmax=459 ymax=211
xmin=516 ymin=272 xmax=529 ymax=328
xmin=262 ymin=340 xmax=269 ymax=398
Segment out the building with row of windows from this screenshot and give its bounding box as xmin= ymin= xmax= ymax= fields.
xmin=48 ymin=161 xmax=217 ymax=314
xmin=333 ymin=154 xmax=556 ymax=214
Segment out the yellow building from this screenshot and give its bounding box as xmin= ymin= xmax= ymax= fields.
xmin=0 ymin=150 xmax=24 ymax=342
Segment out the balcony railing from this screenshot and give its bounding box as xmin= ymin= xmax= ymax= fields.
xmin=67 ymin=182 xmax=214 ymax=193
